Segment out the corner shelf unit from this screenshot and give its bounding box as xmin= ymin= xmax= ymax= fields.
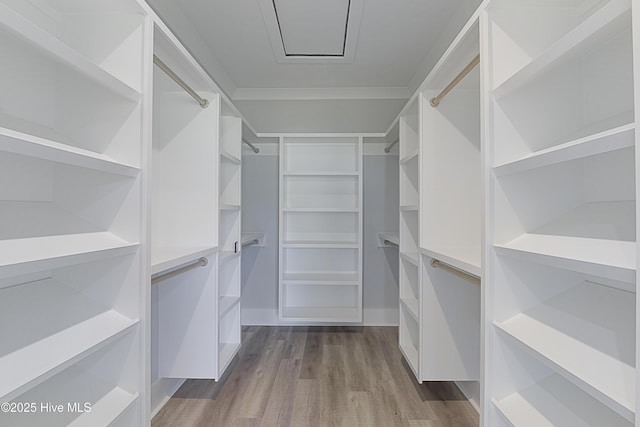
xmin=483 ymin=0 xmax=638 ymax=425
xmin=0 ymin=0 xmax=149 ymax=424
xmin=279 ymin=136 xmax=363 ymax=323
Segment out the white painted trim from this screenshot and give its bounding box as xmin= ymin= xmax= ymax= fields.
xmin=233 ymin=86 xmax=411 ymax=101
xmin=150 ymin=377 xmax=186 ymax=418
xmin=257 ymin=0 xmax=364 ymax=64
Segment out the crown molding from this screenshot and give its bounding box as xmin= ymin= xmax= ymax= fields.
xmin=232 ymin=86 xmax=411 ymax=101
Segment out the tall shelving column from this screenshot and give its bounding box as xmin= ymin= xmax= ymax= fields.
xmin=151 ymin=23 xmax=221 ymax=385
xmin=419 ymin=19 xmax=481 ymax=383
xmin=398 ymin=101 xmax=423 ymax=378
xmin=218 ymin=101 xmax=242 ymax=375
xmin=279 ymin=136 xmax=363 ymax=323
xmin=483 ymin=0 xmax=636 ymax=425
xmin=0 ymin=0 xmax=150 ymax=425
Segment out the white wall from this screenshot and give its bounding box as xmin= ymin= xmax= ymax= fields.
xmin=240 ymin=146 xmax=279 ymax=324
xmin=241 ymin=143 xmax=399 ymax=325
xmin=234 ymin=99 xmax=408 ymax=134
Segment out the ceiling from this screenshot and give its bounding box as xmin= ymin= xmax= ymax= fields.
xmin=153 ymin=0 xmax=466 ymax=94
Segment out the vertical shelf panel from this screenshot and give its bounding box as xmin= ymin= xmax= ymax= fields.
xmin=0 ymin=1 xmax=149 ymax=424
xmin=485 ymin=1 xmax=637 ymax=425
xmin=217 ymin=108 xmax=242 ymax=377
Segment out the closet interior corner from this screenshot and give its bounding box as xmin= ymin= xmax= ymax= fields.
xmin=2 ymin=0 xmax=639 ymax=424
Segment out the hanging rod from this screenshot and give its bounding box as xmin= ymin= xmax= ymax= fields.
xmin=430 ymin=54 xmax=480 ymax=108
xmin=242 ymin=138 xmax=260 ymax=153
xmin=383 ymin=239 xmax=399 ymax=248
xmin=151 ymin=257 xmax=208 ymax=285
xmin=430 ymin=259 xmax=480 ymax=286
xmin=384 ymin=139 xmax=399 ymax=153
xmin=153 ymin=55 xmax=209 ymax=108
xmin=242 ymin=238 xmax=260 ymax=248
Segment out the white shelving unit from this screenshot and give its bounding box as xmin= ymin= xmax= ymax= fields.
xmin=151 ymin=20 xmax=238 ymax=395
xmin=419 ymin=18 xmax=482 ymax=383
xmin=398 ymin=98 xmax=422 ymax=379
xmin=279 ymin=136 xmax=363 ymax=323
xmin=151 ymin=22 xmax=221 ymax=385
xmin=0 ymin=0 xmax=149 ymax=424
xmin=217 ymin=102 xmax=242 ymax=375
xmin=483 ymin=0 xmax=637 ymax=425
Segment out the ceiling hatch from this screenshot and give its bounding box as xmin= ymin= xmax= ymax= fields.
xmin=259 ymin=0 xmax=363 ymax=64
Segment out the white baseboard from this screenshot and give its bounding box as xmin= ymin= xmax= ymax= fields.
xmin=241 ymin=308 xmax=398 ymax=326
xmin=455 ymin=381 xmax=480 ymax=413
xmin=151 ymin=377 xmax=186 ymax=418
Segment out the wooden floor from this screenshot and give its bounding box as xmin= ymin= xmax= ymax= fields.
xmin=152 ymin=326 xmax=479 ymax=426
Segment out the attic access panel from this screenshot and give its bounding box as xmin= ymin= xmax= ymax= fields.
xmin=259 ymin=0 xmax=363 ymax=63
xmin=274 ymin=0 xmax=349 ymax=56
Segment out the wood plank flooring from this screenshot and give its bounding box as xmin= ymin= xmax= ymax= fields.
xmin=152 ymin=326 xmax=479 ymax=427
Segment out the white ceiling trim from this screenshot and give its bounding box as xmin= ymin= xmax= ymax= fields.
xmin=233 ymin=86 xmax=411 ymax=101
xmin=257 ymin=0 xmax=364 ymax=64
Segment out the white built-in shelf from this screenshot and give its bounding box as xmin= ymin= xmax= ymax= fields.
xmin=283 ymin=172 xmax=359 ymax=177
xmin=220 ymin=203 xmax=241 ymax=211
xmin=151 ymin=246 xmax=217 ymax=275
xmin=400 ymin=149 xmax=419 ymax=165
xmin=282 ymin=207 xmax=359 ymax=213
xmin=495 ymin=235 xmax=635 ymax=284
xmin=0 ymin=127 xmax=140 ymax=177
xmin=492 ymin=0 xmax=631 ymax=96
xmin=0 ymin=232 xmax=138 ymax=279
xmin=494 ymin=374 xmax=633 ymax=427
xmin=495 ymin=201 xmax=636 ymax=282
xmin=0 ymin=4 xmax=140 ymax=102
xmin=493 ymin=123 xmax=634 ymax=176
xmin=400 ymin=204 xmax=419 ymax=212
xmin=219 ymin=296 xmax=240 ymax=317
xmin=0 ymin=278 xmax=137 ymax=402
xmin=220 ymin=151 xmax=241 ymax=165
xmin=400 ymin=297 xmax=419 ymax=321
xmin=420 ymin=247 xmax=481 ymax=277
xmin=281 ymin=306 xmax=360 ymax=322
xmin=282 ymin=272 xmax=359 ymax=285
xmin=219 ymin=251 xmax=241 ymax=263
xmin=494 ymin=282 xmax=635 ymax=421
xmin=282 ymin=241 xmax=359 ymax=249
xmin=400 ymin=252 xmax=420 ymax=267
xmin=2 ymin=364 xmax=138 ymax=427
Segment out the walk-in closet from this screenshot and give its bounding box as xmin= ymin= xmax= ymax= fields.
xmin=0 ymin=0 xmax=638 ymax=425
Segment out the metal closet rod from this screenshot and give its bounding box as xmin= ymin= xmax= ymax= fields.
xmin=430 ymin=54 xmax=480 ymax=108
xmin=430 ymin=259 xmax=480 ymax=286
xmin=153 ymin=55 xmax=209 ymax=108
xmin=383 ymin=239 xmax=399 ymax=248
xmin=151 ymin=257 xmax=208 ymax=285
xmin=242 ymin=138 xmax=260 ymax=153
xmin=384 ymin=139 xmax=399 ymax=153
xmin=242 ymin=239 xmax=260 ymax=248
